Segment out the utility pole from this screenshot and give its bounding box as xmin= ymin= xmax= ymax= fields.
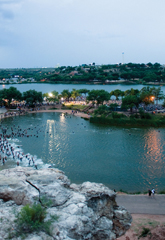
xmin=122 ymin=52 xmax=125 ymax=64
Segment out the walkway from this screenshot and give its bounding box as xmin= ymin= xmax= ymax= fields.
xmin=116 ymin=194 xmax=165 ymax=215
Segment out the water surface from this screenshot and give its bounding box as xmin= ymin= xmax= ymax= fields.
xmin=0 ymin=83 xmax=151 ymax=94
xmin=1 ymin=112 xmax=165 ymax=193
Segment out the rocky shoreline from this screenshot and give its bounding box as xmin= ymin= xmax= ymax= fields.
xmin=0 ymin=167 xmax=132 ymax=240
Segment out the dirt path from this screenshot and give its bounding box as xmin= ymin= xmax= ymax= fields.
xmin=118 ymin=214 xmax=165 ymax=240
xmin=116 ymin=194 xmax=165 ymax=239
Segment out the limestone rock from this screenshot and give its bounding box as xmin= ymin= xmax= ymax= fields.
xmin=0 ymin=167 xmax=132 ymax=240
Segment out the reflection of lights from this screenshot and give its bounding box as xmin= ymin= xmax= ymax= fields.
xmin=47 ymin=120 xmax=55 ymax=124
xmin=2 ymin=85 xmax=5 ymax=88
xmin=60 ymin=113 xmax=65 ymax=123
xmin=47 ymin=120 xmax=55 ymax=134
xmin=49 ymin=93 xmax=53 ymax=97
xmin=144 ymin=130 xmax=163 ymax=164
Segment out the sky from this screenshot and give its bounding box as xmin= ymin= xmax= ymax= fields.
xmin=0 ymin=0 xmax=165 ymax=68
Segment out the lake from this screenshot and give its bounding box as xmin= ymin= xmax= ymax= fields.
xmin=1 ymin=112 xmax=165 ymax=193
xmin=1 ymin=83 xmax=164 ymax=94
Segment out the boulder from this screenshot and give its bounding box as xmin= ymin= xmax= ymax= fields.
xmin=0 ymin=167 xmax=132 ymax=240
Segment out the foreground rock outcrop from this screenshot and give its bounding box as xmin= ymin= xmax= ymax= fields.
xmin=0 ymin=167 xmax=132 ymax=239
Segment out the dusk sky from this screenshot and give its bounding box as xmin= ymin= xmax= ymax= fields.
xmin=0 ymin=0 xmax=165 ymax=68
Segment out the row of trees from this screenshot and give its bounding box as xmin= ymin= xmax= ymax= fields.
xmin=1 ymin=62 xmax=165 ymax=84
xmin=46 ymin=87 xmax=164 ymax=110
xmin=1 ymin=86 xmax=164 ymax=111
xmin=0 ymin=87 xmax=43 ymax=107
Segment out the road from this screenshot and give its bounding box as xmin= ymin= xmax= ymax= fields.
xmin=116 ymin=194 xmax=165 ymax=215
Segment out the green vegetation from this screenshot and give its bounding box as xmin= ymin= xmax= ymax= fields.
xmin=16 ymin=204 xmax=47 ymax=233
xmin=89 ymin=86 xmax=165 ymax=127
xmin=63 ymin=104 xmax=87 ymax=111
xmin=159 ymin=190 xmax=165 ymax=194
xmin=0 ymin=87 xmax=22 ymax=105
xmin=87 ymin=89 xmax=110 ymax=105
xmin=90 ymin=114 xmax=165 ymax=127
xmin=12 ymin=203 xmax=58 ymax=238
xmin=1 ymin=85 xmax=165 ymax=129
xmin=119 ymin=189 xmax=129 ymax=194
xmin=22 ymin=89 xmax=43 ymax=107
xmin=0 ymin=87 xmax=43 ymax=108
xmin=1 ymin=62 xmax=165 ymax=84
xmin=138 ymin=227 xmax=151 ymax=238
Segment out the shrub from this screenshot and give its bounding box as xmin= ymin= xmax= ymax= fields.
xmin=109 ymin=103 xmax=118 ymax=111
xmin=130 ymin=113 xmax=139 ymax=119
xmin=112 ymin=112 xmax=125 ymax=119
xmin=14 ymin=203 xmax=58 ymax=237
xmin=138 ymin=227 xmax=151 ymax=238
xmin=139 ymin=109 xmax=152 ymax=119
xmin=94 ymin=105 xmax=109 ymax=115
xmin=159 ymin=190 xmax=165 ymax=194
xmin=16 ymin=203 xmax=46 ymax=233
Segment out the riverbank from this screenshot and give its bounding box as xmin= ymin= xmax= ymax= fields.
xmin=0 ymin=107 xmax=91 ymax=121
xmin=90 ymin=114 xmax=165 ymax=127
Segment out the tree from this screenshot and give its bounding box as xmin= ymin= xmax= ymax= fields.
xmin=143 ymin=73 xmax=157 ymax=82
xmin=140 ymin=87 xmax=154 ymax=105
xmin=109 ymin=103 xmax=118 ymax=111
xmin=150 ymin=87 xmax=164 ymax=104
xmin=120 ymin=91 xmax=125 ymax=99
xmin=120 ymin=72 xmax=131 ymax=80
xmin=22 ymin=90 xmax=43 ymax=107
xmin=78 ymin=89 xmax=90 ymax=96
xmin=94 ymin=105 xmax=109 ymax=115
xmin=87 ymin=89 xmax=110 ymax=105
xmin=122 ymin=95 xmax=140 ymax=112
xmin=43 ymin=90 xmax=59 ymax=102
xmin=124 ymin=88 xmax=139 ymax=97
xmin=110 ymin=89 xmax=122 ymax=100
xmin=0 ymin=87 xmax=22 ymax=106
xmin=71 ymin=89 xmax=80 ymax=100
xmin=61 ymin=89 xmax=71 ymax=101
xmin=51 ymin=90 xmax=59 ymax=98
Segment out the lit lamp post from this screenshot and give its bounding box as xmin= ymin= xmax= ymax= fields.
xmin=151 ymin=96 xmax=155 ymax=102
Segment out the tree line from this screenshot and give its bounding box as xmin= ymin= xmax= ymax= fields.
xmin=1 ymin=86 xmax=164 ymax=113
xmin=1 ymin=62 xmax=165 ymax=84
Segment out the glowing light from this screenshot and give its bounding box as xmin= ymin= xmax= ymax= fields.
xmin=49 ymin=93 xmax=53 ymax=97
xmin=151 ymin=96 xmax=155 ymax=101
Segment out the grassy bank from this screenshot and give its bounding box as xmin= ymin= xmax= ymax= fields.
xmin=62 ymin=104 xmax=87 ymax=111
xmin=90 ymin=114 xmax=165 ymax=127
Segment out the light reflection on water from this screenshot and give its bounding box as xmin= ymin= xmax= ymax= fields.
xmin=0 ymin=112 xmax=165 ymax=192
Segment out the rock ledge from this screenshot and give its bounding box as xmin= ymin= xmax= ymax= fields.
xmin=0 ymin=167 xmax=132 ymax=240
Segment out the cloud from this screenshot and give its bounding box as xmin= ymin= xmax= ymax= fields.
xmin=0 ymin=0 xmax=25 ymax=19
xmin=0 ymin=8 xmax=14 ymax=19
xmin=0 ymin=26 xmax=19 ymax=47
xmin=0 ymin=0 xmax=24 ymax=5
